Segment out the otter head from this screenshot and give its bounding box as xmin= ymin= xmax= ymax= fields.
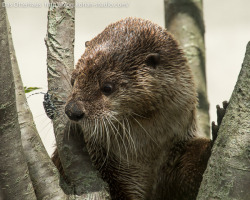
xmin=65 ymin=18 xmax=198 ymax=149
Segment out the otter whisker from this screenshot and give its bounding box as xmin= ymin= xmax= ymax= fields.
xmin=130 ymin=115 xmax=158 ymax=145
xmin=53 ymin=116 xmax=68 ymax=130
xmin=100 ymin=116 xmax=111 ymax=169
xmin=39 ymin=119 xmax=53 ymax=134
xmin=104 ymin=117 xmax=111 ymax=160
xmin=106 ymin=117 xmax=123 ymax=168
xmin=108 ymin=116 xmax=130 ymax=167
xmin=52 ymin=105 xmax=66 ymax=112
xmin=93 ymin=119 xmax=99 ymax=144
xmin=90 ymin=119 xmax=97 ymax=139
xmin=87 ymin=120 xmax=95 ymax=150
xmin=99 ymin=117 xmax=109 ymax=169
xmin=101 ymin=118 xmax=105 ymax=143
xmin=111 ymin=115 xmax=137 ymax=162
xmin=88 ymin=119 xmax=95 ymax=147
xmin=124 ymin=117 xmax=137 ymax=161
xmin=34 ymin=112 xmax=49 ymax=119
xmin=89 ymin=119 xmax=92 ymax=132
xmin=121 ymin=119 xmax=134 ymax=165
xmin=131 ymin=111 xmax=149 ymax=119
xmin=95 ymin=120 xmax=102 ymax=146
xmin=110 ymin=116 xmax=131 ymax=149
xmin=110 ymin=116 xmax=132 ymax=167
xmin=88 ymin=119 xmax=98 ymax=157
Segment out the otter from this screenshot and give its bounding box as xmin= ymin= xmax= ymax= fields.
xmin=58 ymin=17 xmax=214 ymax=200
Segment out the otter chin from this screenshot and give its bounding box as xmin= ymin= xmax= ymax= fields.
xmin=63 ymin=17 xmax=212 ymax=200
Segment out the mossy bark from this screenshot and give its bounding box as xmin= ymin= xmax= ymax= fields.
xmin=0 ymin=2 xmax=36 ymax=199
xmin=164 ymin=0 xmax=210 ymax=137
xmin=197 ymin=42 xmax=250 ymax=200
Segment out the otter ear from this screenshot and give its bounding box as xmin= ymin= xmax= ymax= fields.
xmin=145 ymin=53 xmax=160 ymax=68
xmin=85 ymin=41 xmax=90 ymax=48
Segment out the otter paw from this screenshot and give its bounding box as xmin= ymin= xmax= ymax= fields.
xmin=212 ymin=101 xmax=229 ymax=142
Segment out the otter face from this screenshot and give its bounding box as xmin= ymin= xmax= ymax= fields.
xmin=65 ymin=52 xmax=162 ymax=124
xmin=64 ymin=18 xmax=197 ymax=138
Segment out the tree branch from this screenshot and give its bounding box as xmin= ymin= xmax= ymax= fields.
xmin=45 ymin=0 xmax=109 ymax=198
xmin=7 ymin=17 xmax=68 ymax=200
xmin=164 ymin=0 xmax=210 ymax=137
xmin=0 ymin=2 xmax=36 ymax=199
xmin=197 ymin=42 xmax=250 ymax=199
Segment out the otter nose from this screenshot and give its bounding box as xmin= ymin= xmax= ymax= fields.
xmin=65 ymin=100 xmax=84 ymax=121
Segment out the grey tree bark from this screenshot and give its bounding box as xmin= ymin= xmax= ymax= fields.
xmin=8 ymin=17 xmax=68 ymax=200
xmin=0 ymin=2 xmax=36 ymax=199
xmin=164 ymin=0 xmax=210 ymax=138
xmin=45 ymin=0 xmax=109 ymax=198
xmin=197 ymin=42 xmax=250 ymax=200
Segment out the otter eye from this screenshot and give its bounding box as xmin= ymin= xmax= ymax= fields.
xmin=145 ymin=53 xmax=160 ymax=68
xmin=101 ymin=83 xmax=114 ymax=96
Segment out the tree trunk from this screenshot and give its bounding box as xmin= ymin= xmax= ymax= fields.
xmin=164 ymin=0 xmax=210 ymax=137
xmin=45 ymin=0 xmax=109 ymax=198
xmin=0 ymin=2 xmax=36 ymax=199
xmin=8 ymin=17 xmax=68 ymax=200
xmin=197 ymin=42 xmax=250 ymax=200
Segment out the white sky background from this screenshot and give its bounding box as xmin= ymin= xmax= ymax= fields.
xmin=4 ymin=0 xmax=250 ymax=155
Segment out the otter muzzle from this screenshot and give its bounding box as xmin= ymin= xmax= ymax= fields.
xmin=65 ymin=100 xmax=84 ymax=121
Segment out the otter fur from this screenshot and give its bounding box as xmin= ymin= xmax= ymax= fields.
xmin=57 ymin=17 xmax=213 ymax=200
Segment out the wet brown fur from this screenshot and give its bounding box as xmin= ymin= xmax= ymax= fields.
xmin=57 ymin=18 xmax=212 ymax=199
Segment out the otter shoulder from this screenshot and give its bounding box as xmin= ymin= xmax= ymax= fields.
xmin=153 ymin=138 xmax=212 ymax=200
